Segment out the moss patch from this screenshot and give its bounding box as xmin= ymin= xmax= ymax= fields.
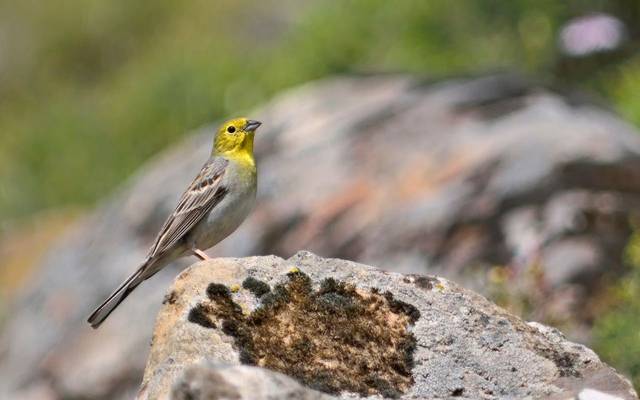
xmin=187 ymin=304 xmax=216 ymax=329
xmin=188 ymin=270 xmax=420 ymax=397
xmin=242 ymin=276 xmax=271 ymax=297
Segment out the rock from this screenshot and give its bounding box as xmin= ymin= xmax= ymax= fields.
xmin=2 ymin=74 xmax=640 ymax=398
xmin=138 ymin=252 xmax=637 ymax=400
xmin=161 ymin=363 xmax=334 ymax=400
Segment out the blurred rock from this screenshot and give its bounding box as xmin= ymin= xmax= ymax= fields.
xmin=0 ymin=210 xmax=79 ymax=300
xmin=167 ymin=363 xmax=333 ymax=400
xmin=139 ymin=252 xmax=636 ymax=399
xmin=2 ymin=74 xmax=640 ymax=398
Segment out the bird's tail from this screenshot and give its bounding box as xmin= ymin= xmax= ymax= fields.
xmin=87 ymin=261 xmax=148 ymax=329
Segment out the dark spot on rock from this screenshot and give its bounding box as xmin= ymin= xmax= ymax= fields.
xmin=554 ymin=353 xmax=580 ymax=377
xmin=242 ymin=277 xmax=271 ymax=297
xmin=188 ymin=304 xmax=216 ymax=329
xmin=365 ymin=376 xmax=403 ymax=399
xmin=238 ymin=348 xmax=254 ymax=365
xmin=384 ymin=291 xmax=421 ymax=323
xmin=221 ymin=319 xmax=239 ymax=336
xmin=532 ymin=340 xmax=581 ymax=377
xmin=255 ymin=284 xmax=290 ymax=318
xmin=442 ymin=336 xmax=455 ymax=346
xmin=412 ymin=275 xmax=438 ymax=291
xmin=399 ymin=335 xmax=418 ymax=371
xmin=189 ymin=270 xmax=419 ymax=397
xmin=452 ymin=387 xmax=465 ymax=396
xmin=163 ymin=290 xmax=178 ymax=305
xmin=307 ymin=371 xmax=338 ymax=394
xmin=317 ymin=292 xmax=358 ymax=315
xmin=479 ymin=313 xmax=491 ymax=326
xmin=319 ymin=277 xmax=341 ymax=293
xmin=207 ymin=283 xmax=231 ymax=300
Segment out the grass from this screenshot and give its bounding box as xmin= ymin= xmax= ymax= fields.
xmin=593 ymin=228 xmax=640 ymax=389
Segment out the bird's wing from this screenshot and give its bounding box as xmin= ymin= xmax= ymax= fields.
xmin=146 ymin=157 xmax=229 ymax=260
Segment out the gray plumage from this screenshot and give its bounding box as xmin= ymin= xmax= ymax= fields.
xmin=87 ymin=155 xmax=256 ymax=328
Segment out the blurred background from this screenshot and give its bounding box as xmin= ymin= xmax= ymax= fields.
xmin=1 ymin=0 xmax=640 ymax=398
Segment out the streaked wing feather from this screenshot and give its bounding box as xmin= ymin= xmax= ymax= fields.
xmin=147 ymin=157 xmax=229 ymax=259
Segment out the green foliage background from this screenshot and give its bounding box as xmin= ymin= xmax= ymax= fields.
xmin=0 ymin=0 xmax=639 ymax=387
xmin=593 ymin=228 xmax=640 ymax=389
xmin=1 ymin=0 xmax=638 ymax=222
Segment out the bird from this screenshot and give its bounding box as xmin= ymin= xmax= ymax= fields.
xmin=87 ymin=117 xmax=261 ymax=328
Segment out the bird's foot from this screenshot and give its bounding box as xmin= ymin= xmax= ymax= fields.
xmin=193 ymin=248 xmax=212 ymax=261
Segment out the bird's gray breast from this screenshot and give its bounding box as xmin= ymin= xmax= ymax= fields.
xmin=186 ymin=161 xmax=256 ymax=250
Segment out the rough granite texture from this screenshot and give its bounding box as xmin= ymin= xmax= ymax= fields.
xmin=168 ymin=363 xmax=334 ymax=400
xmin=138 ymin=252 xmax=637 ymax=400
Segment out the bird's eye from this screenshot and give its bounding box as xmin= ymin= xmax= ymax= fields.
xmin=227 ymin=126 xmax=236 ymax=133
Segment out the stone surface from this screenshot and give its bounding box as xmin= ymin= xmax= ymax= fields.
xmin=2 ymin=74 xmax=640 ymax=398
xmin=160 ymin=362 xmax=334 ymax=400
xmin=139 ymin=252 xmax=637 ymax=400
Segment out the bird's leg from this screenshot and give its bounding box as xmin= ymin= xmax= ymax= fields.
xmin=193 ymin=248 xmax=211 ymax=261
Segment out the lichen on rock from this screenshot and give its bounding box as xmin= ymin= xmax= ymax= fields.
xmin=137 ymin=253 xmax=638 ymax=400
xmin=188 ymin=269 xmax=418 ymax=397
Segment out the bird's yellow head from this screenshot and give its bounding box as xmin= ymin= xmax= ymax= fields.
xmin=213 ymin=117 xmax=261 ymax=159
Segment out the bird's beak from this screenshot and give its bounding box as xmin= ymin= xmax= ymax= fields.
xmin=244 ymin=120 xmax=262 ymax=132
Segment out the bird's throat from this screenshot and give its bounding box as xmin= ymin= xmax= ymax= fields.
xmin=220 ymin=135 xmax=255 ymax=170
